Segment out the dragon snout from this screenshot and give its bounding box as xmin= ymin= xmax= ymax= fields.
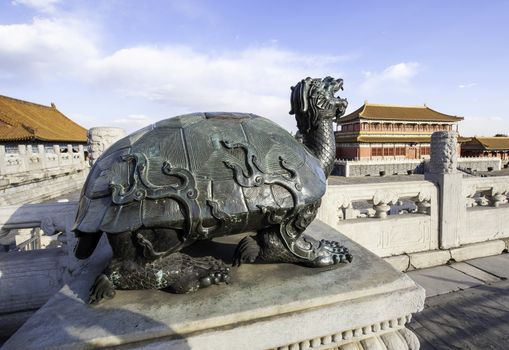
xmin=335 ymin=99 xmax=348 ymax=120
xmin=334 ymin=78 xmax=344 ymax=91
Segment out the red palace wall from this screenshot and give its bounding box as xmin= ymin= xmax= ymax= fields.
xmin=462 ymin=150 xmax=509 ymax=159
xmin=337 ymin=144 xmax=436 ymax=160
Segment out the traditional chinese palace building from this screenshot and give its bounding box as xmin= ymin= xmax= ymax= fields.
xmin=461 ymin=136 xmax=509 ymax=160
xmin=0 ymin=95 xmax=87 ymax=153
xmin=335 ymin=103 xmax=464 ymax=160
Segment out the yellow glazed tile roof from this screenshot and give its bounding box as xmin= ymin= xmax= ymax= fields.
xmin=463 ymin=137 xmax=509 ymax=150
xmin=339 ymin=103 xmax=463 ymax=123
xmin=0 ymin=95 xmax=87 ymax=142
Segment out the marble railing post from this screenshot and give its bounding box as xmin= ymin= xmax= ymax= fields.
xmin=0 ymin=145 xmax=6 ymax=175
xmin=77 ymin=144 xmax=84 ymax=165
xmin=37 ymin=144 xmax=46 ymax=170
xmin=52 ymin=145 xmax=60 ymax=168
xmin=425 ymin=131 xmax=464 ymax=249
xmin=17 ymin=145 xmax=27 ymax=173
xmin=87 ymin=127 xmax=126 ymax=165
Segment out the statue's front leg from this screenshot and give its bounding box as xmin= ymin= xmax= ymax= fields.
xmin=233 ymin=201 xmax=352 ymax=267
xmin=284 ymin=201 xmax=352 ymax=267
xmin=232 ymin=227 xmax=352 ymax=267
xmin=295 ymin=235 xmax=352 ymax=267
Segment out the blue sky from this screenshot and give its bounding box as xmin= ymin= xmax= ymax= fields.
xmin=1 ymin=0 xmax=508 ymax=136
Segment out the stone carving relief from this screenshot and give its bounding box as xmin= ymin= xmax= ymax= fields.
xmin=273 ymin=314 xmax=419 ymax=350
xmin=464 ymin=183 xmax=509 ymax=208
xmin=335 ymin=193 xmax=353 ymax=221
xmin=337 ymin=188 xmax=435 ymax=221
xmin=490 ymin=184 xmax=509 ymax=207
xmin=463 ymin=184 xmax=478 ymax=208
xmin=371 ymin=190 xmax=399 ymax=219
xmin=413 ymin=191 xmax=432 ymax=215
xmin=87 ymin=127 xmax=126 ymax=165
xmin=428 ymin=131 xmax=458 ymax=174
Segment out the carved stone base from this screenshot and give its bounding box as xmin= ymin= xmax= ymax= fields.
xmin=272 ymin=321 xmax=419 ymax=350
xmin=3 ymin=220 xmax=425 ymax=350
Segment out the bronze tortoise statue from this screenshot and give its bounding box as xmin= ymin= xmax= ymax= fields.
xmin=73 ymin=76 xmax=351 ymax=303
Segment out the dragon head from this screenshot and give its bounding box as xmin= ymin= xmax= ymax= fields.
xmin=289 ymin=76 xmax=348 ymax=134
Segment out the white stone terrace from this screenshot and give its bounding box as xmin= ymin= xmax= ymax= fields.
xmin=0 ymin=131 xmax=508 ymax=348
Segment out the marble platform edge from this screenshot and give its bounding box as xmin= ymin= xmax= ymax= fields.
xmin=98 ymin=284 xmax=425 ymax=349
xmin=2 ymin=220 xmax=426 ymax=350
xmin=72 ymin=282 xmax=424 ymax=348
xmin=134 ymin=278 xmax=421 ymax=338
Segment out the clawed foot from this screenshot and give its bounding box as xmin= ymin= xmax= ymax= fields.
xmin=89 ymin=274 xmax=116 ymax=304
xmin=311 ymin=239 xmax=352 ymax=267
xmin=232 ymin=235 xmax=260 ymax=266
xmin=198 ymin=259 xmax=231 ymax=288
xmin=172 ymin=256 xmax=231 ymax=293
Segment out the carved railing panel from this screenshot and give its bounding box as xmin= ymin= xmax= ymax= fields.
xmin=0 ymin=144 xmax=87 ymax=177
xmin=463 ymin=176 xmax=509 ymax=209
xmin=320 ymin=181 xmax=436 ymax=223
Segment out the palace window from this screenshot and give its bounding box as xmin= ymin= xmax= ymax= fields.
xmin=372 ymin=147 xmax=383 ymax=156
xmin=383 ymin=148 xmax=394 ymax=156
xmin=395 ymin=147 xmax=406 ymax=156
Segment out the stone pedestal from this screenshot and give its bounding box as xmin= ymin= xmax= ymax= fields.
xmin=3 ymin=220 xmax=425 ymax=350
xmin=87 ymin=127 xmax=126 ymax=165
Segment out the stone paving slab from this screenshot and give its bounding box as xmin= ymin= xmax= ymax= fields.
xmin=450 ymin=240 xmax=506 ymax=262
xmin=409 ymin=280 xmax=509 ymax=350
xmin=450 ymin=262 xmax=501 ymax=284
xmin=407 ymin=265 xmax=483 ymax=297
xmin=466 ymin=253 xmax=509 ymax=279
xmin=407 ymin=254 xmax=509 ymax=349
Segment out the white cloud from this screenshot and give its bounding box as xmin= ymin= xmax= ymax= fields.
xmin=83 ymin=45 xmax=344 ymax=130
xmin=360 ymin=62 xmax=420 ymax=92
xmin=0 ymin=13 xmax=350 ymax=132
xmin=458 ymin=82 xmax=476 ymax=89
xmin=0 ymin=17 xmax=98 ymax=79
xmin=112 ymin=114 xmax=156 ymax=128
xmin=11 ymin=0 xmax=61 ymax=13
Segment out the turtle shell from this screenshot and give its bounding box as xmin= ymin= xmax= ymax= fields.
xmin=73 ymin=112 xmax=326 ymax=238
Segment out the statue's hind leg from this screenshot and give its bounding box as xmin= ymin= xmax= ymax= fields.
xmin=89 ymin=229 xmax=230 ymax=304
xmin=233 ymin=201 xmax=352 ymax=267
xmin=89 ymin=254 xmax=230 ymax=303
